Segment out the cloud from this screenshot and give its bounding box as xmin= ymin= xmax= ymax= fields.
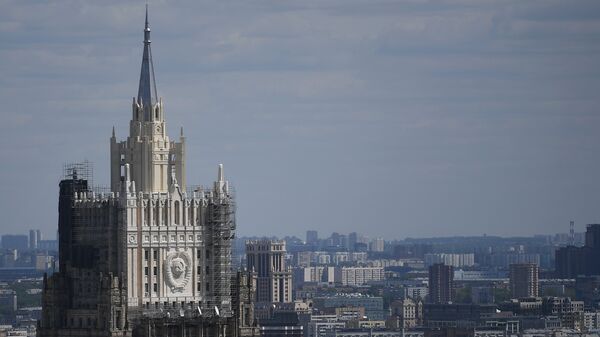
xmin=0 ymin=0 xmax=599 ymax=238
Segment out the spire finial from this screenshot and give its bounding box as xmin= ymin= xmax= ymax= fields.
xmin=218 ymin=164 xmax=224 ymax=182
xmin=137 ymin=4 xmax=158 ymax=120
xmin=112 ymin=126 xmax=115 ymax=138
xmin=144 ymin=4 xmax=151 ymax=45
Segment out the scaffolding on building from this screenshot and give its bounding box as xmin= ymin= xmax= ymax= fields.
xmin=63 ymin=160 xmax=94 ymax=185
xmin=206 ymin=190 xmax=236 ymax=318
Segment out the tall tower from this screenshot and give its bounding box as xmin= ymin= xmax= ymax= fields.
xmin=245 ymin=240 xmax=293 ymax=303
xmin=39 ymin=8 xmax=248 ymax=337
xmin=509 ymin=263 xmax=539 ymax=298
xmin=428 ymin=263 xmax=453 ymax=304
xmin=110 ymin=6 xmax=185 ymax=194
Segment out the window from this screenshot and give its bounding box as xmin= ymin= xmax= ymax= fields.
xmin=144 ymin=250 xmax=149 ymax=260
xmin=144 ymin=283 xmax=148 ymax=292
xmin=153 ymin=266 xmax=158 ymax=276
xmin=153 ymin=249 xmax=158 ymax=260
xmin=147 ymin=206 xmax=152 ymax=225
xmin=197 ymin=249 xmax=201 ymax=259
xmin=153 ymin=283 xmax=158 ymax=292
xmin=154 ymin=206 xmax=159 ymax=226
xmin=144 ymin=267 xmax=148 ymax=276
xmin=197 ymin=282 xmax=201 ymax=291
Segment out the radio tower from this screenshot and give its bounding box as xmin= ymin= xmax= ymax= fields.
xmin=569 ymin=220 xmax=575 ymax=246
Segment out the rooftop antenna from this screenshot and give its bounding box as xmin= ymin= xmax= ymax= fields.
xmin=569 ymin=220 xmax=575 ymax=246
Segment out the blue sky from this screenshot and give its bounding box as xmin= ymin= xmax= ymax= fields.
xmin=1 ymin=0 xmax=600 ymax=239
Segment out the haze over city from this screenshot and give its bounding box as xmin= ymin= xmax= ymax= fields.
xmin=2 ymin=0 xmax=600 ymax=239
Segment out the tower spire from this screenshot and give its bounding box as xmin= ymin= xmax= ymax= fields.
xmin=137 ymin=4 xmax=158 ymax=121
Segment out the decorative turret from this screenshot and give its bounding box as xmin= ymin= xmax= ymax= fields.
xmin=214 ymin=164 xmax=229 ymax=198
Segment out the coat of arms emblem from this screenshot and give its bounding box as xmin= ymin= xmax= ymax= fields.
xmin=164 ymin=251 xmax=191 ymax=292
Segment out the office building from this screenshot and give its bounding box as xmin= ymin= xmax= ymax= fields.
xmin=424 ymin=253 xmax=475 ymax=268
xmin=428 ymin=263 xmax=453 ymax=304
xmin=555 ymin=224 xmax=600 ymax=278
xmin=306 ymin=231 xmax=318 ymax=246
xmin=370 ymin=238 xmax=385 ymax=252
xmin=246 ymin=240 xmax=293 ymax=303
xmin=509 ymin=263 xmax=539 ymax=298
xmin=29 ymin=230 xmax=37 ymax=250
xmin=340 ymin=267 xmax=385 ymax=286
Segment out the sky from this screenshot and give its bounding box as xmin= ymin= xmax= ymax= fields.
xmin=1 ymin=0 xmax=600 ymax=240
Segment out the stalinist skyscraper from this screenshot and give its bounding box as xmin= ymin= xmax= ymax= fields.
xmin=39 ymin=7 xmax=256 ymax=337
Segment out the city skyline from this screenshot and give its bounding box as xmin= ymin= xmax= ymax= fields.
xmin=2 ymin=1 xmax=600 ymax=239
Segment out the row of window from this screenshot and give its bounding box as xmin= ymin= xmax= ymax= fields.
xmin=141 ymin=200 xmax=199 ymax=226
xmin=141 ymin=233 xmax=201 ymax=243
xmin=143 ymin=281 xmax=210 ymax=294
xmin=142 ymin=249 xmax=211 ymax=260
xmin=144 ymin=266 xmax=158 ymax=276
xmin=144 ymin=300 xmax=207 ymax=309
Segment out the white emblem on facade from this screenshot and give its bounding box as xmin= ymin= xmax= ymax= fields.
xmin=164 ymin=251 xmax=191 ymax=293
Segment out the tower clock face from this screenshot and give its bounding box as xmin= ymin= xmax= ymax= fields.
xmin=155 ymin=124 xmax=162 ymax=133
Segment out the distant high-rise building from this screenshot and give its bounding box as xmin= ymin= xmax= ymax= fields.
xmin=585 ymin=224 xmax=600 ymax=249
xmin=348 ymin=232 xmax=358 ymax=251
xmin=29 ymin=230 xmax=38 ymax=250
xmin=246 ymin=240 xmax=293 ymax=303
xmin=509 ymin=263 xmax=539 ymax=298
xmin=340 ymin=267 xmax=384 ymax=286
xmin=555 ymin=224 xmax=600 ymax=278
xmin=425 ymin=253 xmax=475 ymax=268
xmin=330 ymin=232 xmax=341 ymax=247
xmin=369 ymin=238 xmax=385 ymax=252
xmin=428 ymin=263 xmax=453 ymax=304
xmin=306 ymin=230 xmax=318 ymax=246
